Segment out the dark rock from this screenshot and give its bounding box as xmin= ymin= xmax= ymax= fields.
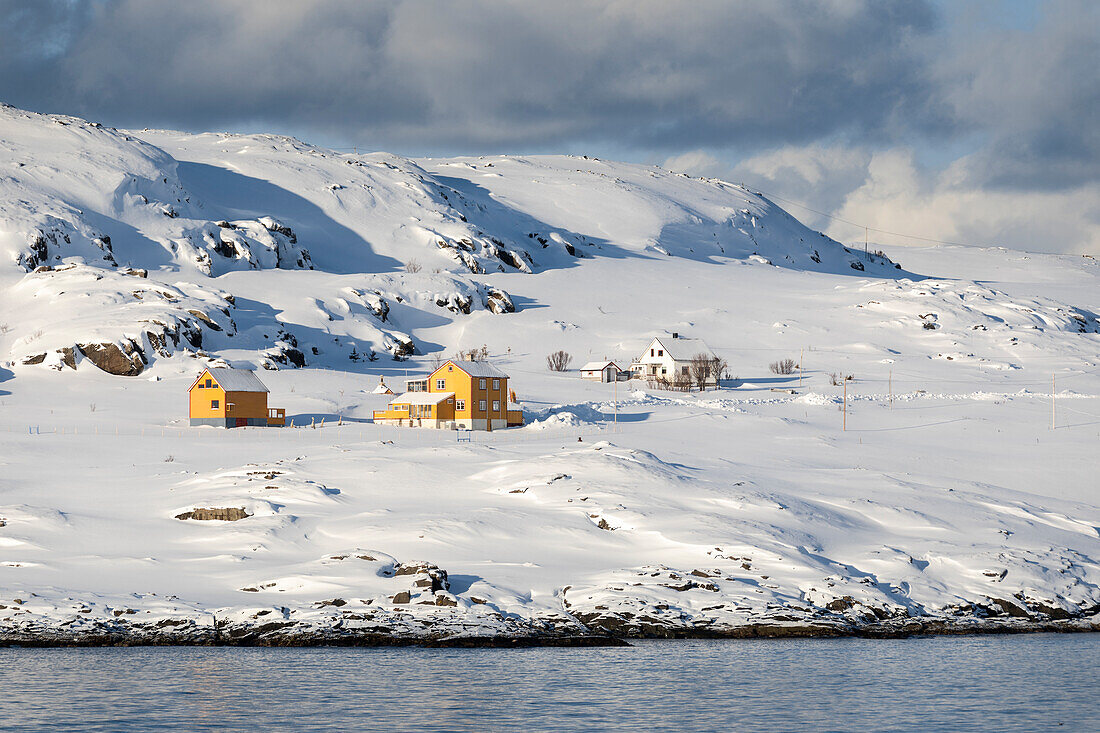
xmin=484 ymin=287 xmax=515 ymax=314
xmin=77 ymin=341 xmax=146 ymax=376
xmin=391 ymin=592 xmax=411 ymax=604
xmin=175 ymin=507 xmax=252 ymax=521
xmin=59 ymin=347 xmax=77 ymax=370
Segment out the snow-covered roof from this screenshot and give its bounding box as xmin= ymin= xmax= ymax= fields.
xmin=388 ymin=391 xmax=454 ymax=406
xmin=200 ymin=368 xmax=269 ymax=393
xmin=652 ymin=337 xmax=715 ymax=361
xmin=445 ymin=360 xmax=508 ymax=378
xmin=580 ymin=361 xmax=620 ymax=371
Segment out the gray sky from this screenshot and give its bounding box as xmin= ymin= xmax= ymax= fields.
xmin=2 ymin=0 xmax=1097 ymax=253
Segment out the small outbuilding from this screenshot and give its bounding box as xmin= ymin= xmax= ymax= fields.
xmin=189 ymin=367 xmax=285 ymax=428
xmin=580 ymin=360 xmax=622 ymax=382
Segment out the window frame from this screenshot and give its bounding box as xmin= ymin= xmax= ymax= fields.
xmin=436 ymin=379 xmax=446 ymax=390
xmin=492 ymin=400 xmax=500 ymax=412
xmin=479 ymin=378 xmax=487 ymax=390
xmin=210 ymin=399 xmax=219 ymax=409
xmin=456 ymin=399 xmax=465 ymax=411
xmin=478 ymin=399 xmax=487 ymax=411
xmin=205 ymin=378 xmax=212 ymax=388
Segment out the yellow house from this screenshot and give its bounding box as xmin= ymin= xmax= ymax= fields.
xmin=373 ymin=360 xmax=524 ymax=430
xmin=189 ymin=367 xmax=286 ymax=428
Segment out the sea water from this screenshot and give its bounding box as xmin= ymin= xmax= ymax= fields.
xmin=2 ymin=634 xmax=1097 ymax=731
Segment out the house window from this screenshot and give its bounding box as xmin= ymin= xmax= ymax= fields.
xmin=448 ymin=398 xmax=454 ymax=404
xmin=650 ymin=348 xmax=654 ymax=357
xmin=399 ymin=404 xmax=408 ymax=411
xmin=456 ymin=399 xmax=465 ymax=411
xmin=661 ymin=368 xmax=667 ymax=375
xmin=436 ymin=379 xmax=446 ymax=390
xmin=492 ymin=379 xmax=500 ymax=390
xmin=479 ymin=400 xmax=487 ymax=411
xmin=492 ymin=400 xmax=500 ymax=412
xmin=479 ymin=378 xmax=486 ymax=389
xmin=448 ymin=365 xmax=453 ymax=371
xmin=682 ymin=366 xmax=689 ymax=375
xmin=658 ymin=350 xmax=663 ymax=357
xmin=210 ymin=399 xmax=219 ymax=409
xmin=205 ymin=378 xmax=212 ymax=388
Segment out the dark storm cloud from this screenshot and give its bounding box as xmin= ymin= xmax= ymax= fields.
xmin=0 ymin=0 xmax=1095 ymax=191
xmin=1 ymin=0 xmax=941 ymax=149
xmin=933 ymin=0 xmax=1100 ymax=191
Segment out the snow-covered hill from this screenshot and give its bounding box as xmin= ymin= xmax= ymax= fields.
xmin=1 ymin=104 xmax=1099 ymax=643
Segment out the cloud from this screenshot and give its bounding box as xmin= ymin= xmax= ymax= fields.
xmin=1 ymin=0 xmax=941 ymax=151
xmin=831 ymin=149 xmax=1100 ymax=254
xmin=1 ymin=0 xmax=1096 ymax=253
xmin=931 ymin=0 xmax=1100 ymax=191
xmin=720 ymin=144 xmax=1100 ymax=255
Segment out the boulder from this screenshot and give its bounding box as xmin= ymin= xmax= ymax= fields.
xmin=77 ymin=341 xmax=146 ymax=376
xmin=175 ymin=507 xmax=251 ymax=521
xmin=484 ymin=287 xmax=515 ymax=314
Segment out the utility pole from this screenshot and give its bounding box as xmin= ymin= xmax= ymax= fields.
xmin=843 ymin=378 xmax=847 ymax=431
xmin=865 ymin=226 xmax=869 ymax=261
xmin=799 ymin=348 xmax=804 ymax=390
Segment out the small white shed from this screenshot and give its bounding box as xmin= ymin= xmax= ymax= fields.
xmin=580 ymin=360 xmax=621 ymax=383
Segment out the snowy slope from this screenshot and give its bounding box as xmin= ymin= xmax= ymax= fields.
xmin=1 ymin=104 xmax=1099 ymax=642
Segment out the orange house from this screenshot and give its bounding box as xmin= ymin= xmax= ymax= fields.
xmin=373 ymin=360 xmax=524 ymax=430
xmin=189 ymin=367 xmax=285 ymax=428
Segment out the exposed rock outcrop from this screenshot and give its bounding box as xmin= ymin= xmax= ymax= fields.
xmin=77 ymin=340 xmax=146 ymax=376
xmin=175 ymin=507 xmax=252 ymax=521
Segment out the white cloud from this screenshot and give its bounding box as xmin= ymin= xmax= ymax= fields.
xmin=692 ymin=144 xmax=1100 ymax=255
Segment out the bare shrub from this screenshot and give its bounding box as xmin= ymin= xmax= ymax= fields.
xmin=922 ymin=322 xmax=937 ymax=330
xmin=770 ymin=358 xmax=796 ymax=375
xmin=690 ymin=353 xmax=727 ymax=391
xmin=89 ymin=403 xmax=97 ymax=413
xmin=0 ymin=323 xmax=9 ymax=334
xmin=404 ymin=260 xmax=423 ymax=273
xmin=164 ymin=454 xmax=175 ymax=463
xmin=456 ymin=345 xmax=490 ymax=362
xmin=546 ymin=350 xmax=572 ymax=372
xmin=830 ymin=372 xmax=854 ymax=386
xmin=672 ymin=372 xmax=692 ymax=392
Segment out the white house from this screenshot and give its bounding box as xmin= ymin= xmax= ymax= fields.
xmin=579 ymin=360 xmax=622 ymax=382
xmin=630 ymin=334 xmax=720 ymax=386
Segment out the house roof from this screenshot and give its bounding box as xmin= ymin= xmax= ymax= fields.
xmin=580 ymin=361 xmax=621 ymax=371
xmin=649 ymin=337 xmax=716 ymax=361
xmin=191 ymin=367 xmax=269 ymax=392
xmin=442 ymin=360 xmax=509 ymax=378
xmin=388 ymin=391 xmax=454 ymax=406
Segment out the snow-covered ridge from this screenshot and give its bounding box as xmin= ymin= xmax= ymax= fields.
xmin=2 ymin=104 xmax=1099 ymax=644
xmin=0 ymin=103 xmax=906 ymax=376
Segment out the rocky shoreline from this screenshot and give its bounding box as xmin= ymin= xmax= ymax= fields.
xmin=3 ymin=614 xmax=1097 ymax=648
